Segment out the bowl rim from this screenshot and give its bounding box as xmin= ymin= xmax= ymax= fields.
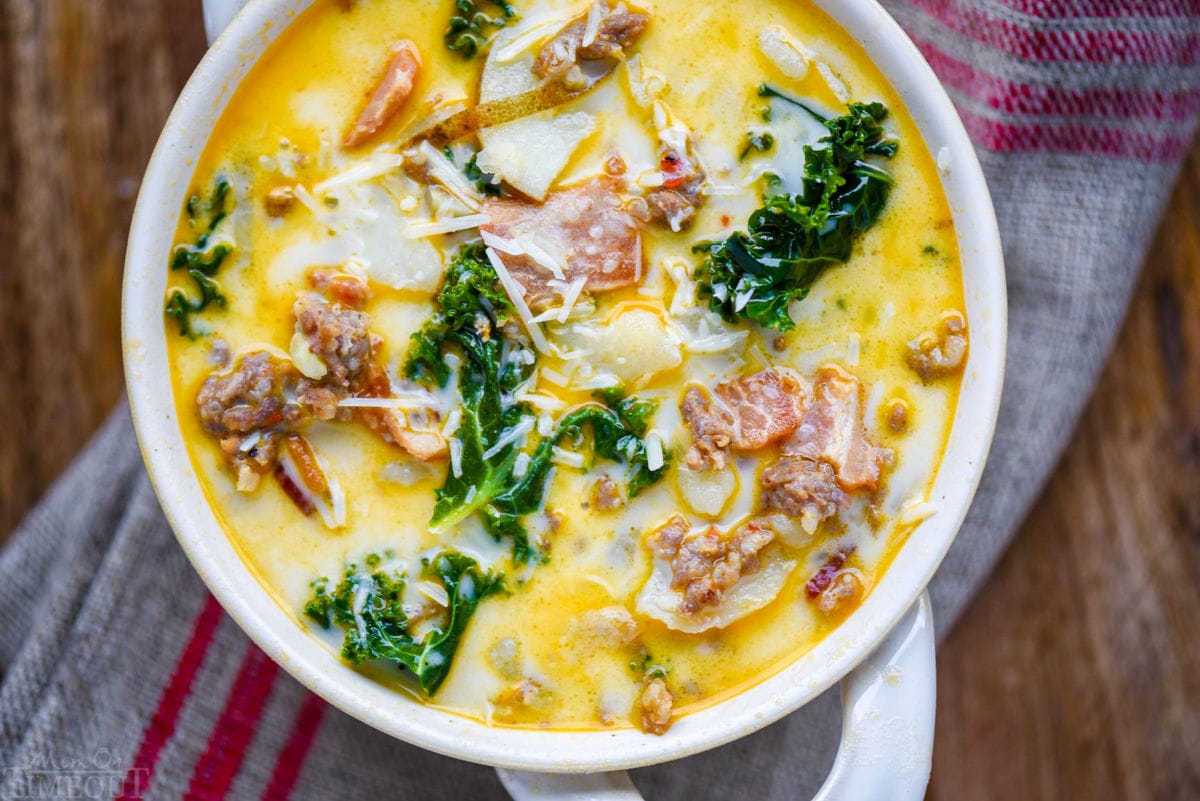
xmin=122 ymin=0 xmax=1007 ymax=773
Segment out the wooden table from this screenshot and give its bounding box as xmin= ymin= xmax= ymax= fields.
xmin=1 ymin=1 xmax=1196 ymax=797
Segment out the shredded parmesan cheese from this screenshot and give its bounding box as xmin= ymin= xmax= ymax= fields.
xmin=449 ymin=438 xmax=464 ymax=478
xmin=582 ymin=1 xmax=603 ymax=47
xmin=403 ymin=213 xmax=491 ymax=238
xmin=313 ymin=154 xmax=405 ymax=195
xmin=441 ymin=408 xmax=463 ymax=437
xmin=416 ymin=141 xmax=483 ymax=211
xmin=482 ymin=416 xmax=535 ymax=460
xmin=481 ymin=230 xmax=566 ymax=280
xmin=485 ymin=246 xmax=550 ymax=353
xmin=645 ymin=431 xmax=664 ymax=471
xmin=552 ymin=447 xmax=585 ymax=468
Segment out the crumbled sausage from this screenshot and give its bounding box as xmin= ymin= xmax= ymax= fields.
xmin=264 ymin=185 xmax=296 ymax=217
xmin=604 ymin=152 xmax=627 ymax=176
xmin=196 ymin=351 xmax=301 ymax=492
xmin=886 ymin=399 xmax=909 ymax=432
xmin=532 ymin=3 xmax=650 ymax=85
xmin=816 ymin=570 xmax=865 ymax=615
xmin=645 ymin=147 xmax=706 ymax=232
xmin=760 ymin=457 xmax=849 ymax=533
xmin=905 ymin=310 xmax=968 ymax=382
xmin=647 ymin=514 xmax=689 ymax=559
xmin=576 ymin=605 xmax=640 ymax=646
xmin=680 ymin=385 xmax=733 ymax=470
xmin=592 ymin=476 xmax=623 ymax=510
xmin=293 ymin=295 xmax=376 ymax=390
xmin=344 ymin=39 xmax=421 ymax=148
xmin=207 ymin=338 xmax=231 ymax=368
xmin=652 ymin=518 xmax=775 ymax=615
xmin=638 ymin=677 xmax=673 ymax=735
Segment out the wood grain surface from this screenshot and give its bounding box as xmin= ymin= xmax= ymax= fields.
xmin=0 ymin=1 xmax=1196 ymax=798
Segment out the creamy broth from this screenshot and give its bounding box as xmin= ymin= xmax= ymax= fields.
xmin=167 ymin=0 xmax=965 ymax=732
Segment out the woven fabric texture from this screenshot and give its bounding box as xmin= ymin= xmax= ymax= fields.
xmin=2 ymin=1 xmax=1198 ymax=798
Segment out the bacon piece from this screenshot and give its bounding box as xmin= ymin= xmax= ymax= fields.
xmin=805 ymin=547 xmax=854 ymax=598
xmin=285 ymin=434 xmax=329 ymax=496
xmin=274 ymin=463 xmax=315 ymax=516
xmin=480 ymin=177 xmax=641 ymax=310
xmin=353 ymin=365 xmax=448 ymax=462
xmin=344 ymin=39 xmax=421 ymax=149
xmin=783 ymin=367 xmax=890 ymax=492
xmin=805 ymin=547 xmax=864 ymax=615
xmin=714 ymin=368 xmax=805 ymax=452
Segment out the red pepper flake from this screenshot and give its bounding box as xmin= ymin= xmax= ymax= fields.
xmin=720 ymin=214 xmax=731 ymax=227
xmin=805 ymin=547 xmax=855 ymax=599
xmin=274 ymin=463 xmax=315 ymax=516
xmin=660 ymin=151 xmax=690 ymax=189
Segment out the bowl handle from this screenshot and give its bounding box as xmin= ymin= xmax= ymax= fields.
xmin=196 ymin=9 xmax=936 ymax=799
xmin=497 ymin=593 xmax=936 ymax=801
xmin=203 ymin=0 xmax=247 ymax=44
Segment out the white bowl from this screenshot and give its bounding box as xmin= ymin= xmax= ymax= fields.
xmin=123 ymin=0 xmax=1005 ymax=793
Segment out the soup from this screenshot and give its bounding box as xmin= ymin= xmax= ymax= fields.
xmin=166 ymin=0 xmax=967 ymax=734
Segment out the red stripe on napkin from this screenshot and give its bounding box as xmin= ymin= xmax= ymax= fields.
xmin=996 ymin=0 xmax=1199 ymax=18
xmin=260 ymin=693 xmax=329 ymax=801
xmin=956 ymin=105 xmax=1193 ymax=159
xmin=909 ymin=0 xmax=1200 ymax=65
xmin=114 ymin=594 xmax=224 ymax=801
xmin=184 ymin=644 xmax=281 ymax=800
xmin=916 ymin=38 xmax=1200 ymax=122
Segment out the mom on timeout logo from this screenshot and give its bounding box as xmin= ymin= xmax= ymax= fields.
xmin=1 ymin=748 xmax=146 ymax=799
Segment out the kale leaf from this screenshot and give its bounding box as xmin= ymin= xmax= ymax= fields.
xmin=165 ymin=176 xmax=234 ymax=337
xmin=595 ymin=387 xmax=658 ymax=438
xmin=404 ymin=246 xmax=538 ymax=553
xmin=305 ymin=551 xmax=504 ymax=695
xmin=695 ymin=89 xmax=897 ymax=331
xmin=739 ymin=131 xmax=775 ymax=160
xmin=405 ymin=247 xmax=667 ymax=564
xmin=445 ymin=0 xmax=517 ymax=58
xmin=442 ymin=147 xmax=504 ymax=197
xmin=493 ymin=403 xmax=669 ymax=515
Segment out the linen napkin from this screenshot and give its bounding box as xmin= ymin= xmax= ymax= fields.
xmin=2 ymin=1 xmax=1198 ymax=798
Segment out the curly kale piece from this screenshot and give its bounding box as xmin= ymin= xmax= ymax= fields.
xmin=696 ymin=90 xmax=897 ymax=331
xmin=595 ymin=386 xmax=658 ymax=438
xmin=494 ymin=403 xmax=669 ymax=515
xmin=305 ymin=551 xmax=504 ymax=695
xmin=445 ymin=0 xmax=517 ymax=58
xmin=404 ymin=247 xmax=667 ymax=564
xmin=165 ymin=176 xmax=234 ymax=337
xmin=405 ymin=244 xmax=516 ymax=386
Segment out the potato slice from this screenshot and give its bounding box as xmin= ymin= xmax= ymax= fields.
xmin=635 ymin=554 xmax=796 ymax=634
xmin=476 ymin=111 xmax=597 ymax=200
xmin=593 ymin=308 xmax=682 ymax=384
xmin=676 ymin=466 xmax=737 ymax=517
